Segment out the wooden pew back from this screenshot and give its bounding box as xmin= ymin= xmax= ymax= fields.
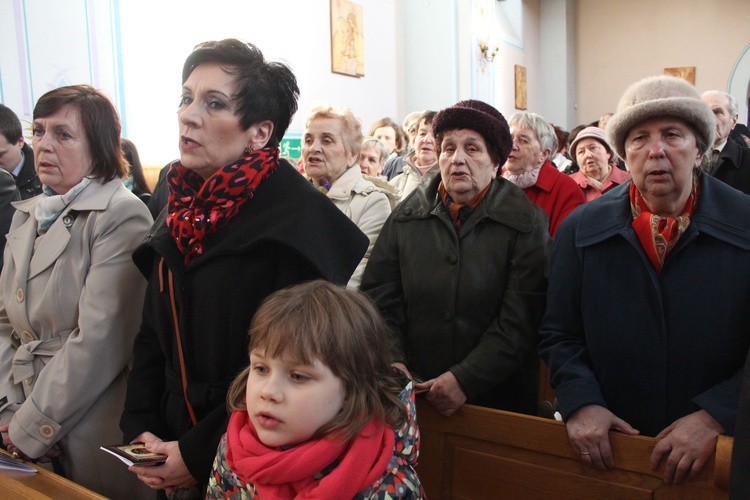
xmin=415 ymin=401 xmax=731 ymax=499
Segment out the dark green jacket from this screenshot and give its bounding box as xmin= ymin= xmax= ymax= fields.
xmin=362 ymin=174 xmax=550 ymax=414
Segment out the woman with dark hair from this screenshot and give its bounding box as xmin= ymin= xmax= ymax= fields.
xmin=0 ymin=84 xmax=152 ymax=498
xmin=368 ymin=117 xmax=405 ymax=157
xmin=120 ymin=39 xmax=367 ymax=497
xmin=122 ymin=138 xmax=152 ymax=205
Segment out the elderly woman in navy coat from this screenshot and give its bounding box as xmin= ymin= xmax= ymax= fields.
xmin=539 ymin=76 xmax=750 ymax=485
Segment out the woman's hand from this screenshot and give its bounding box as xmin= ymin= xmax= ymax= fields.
xmin=565 ymin=404 xmax=639 ymax=470
xmin=0 ymin=422 xmax=62 ymax=462
xmin=650 ymin=409 xmax=723 ymax=484
xmin=129 ymin=439 xmax=197 ymax=492
xmin=417 ymin=371 xmax=467 ymax=417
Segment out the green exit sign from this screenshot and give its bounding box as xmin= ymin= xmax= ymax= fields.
xmin=280 ymin=133 xmax=302 ymax=160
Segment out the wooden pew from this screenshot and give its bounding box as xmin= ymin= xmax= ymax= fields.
xmin=0 ymin=450 xmax=104 ymax=499
xmin=415 ymin=401 xmax=732 ymax=499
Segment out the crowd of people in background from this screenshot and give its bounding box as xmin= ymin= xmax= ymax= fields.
xmin=1 ymin=37 xmax=750 ymax=498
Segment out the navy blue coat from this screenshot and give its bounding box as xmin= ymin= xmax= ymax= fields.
xmin=539 ymin=172 xmax=750 ymax=437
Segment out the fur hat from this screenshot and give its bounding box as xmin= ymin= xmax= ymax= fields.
xmin=432 ymin=99 xmax=512 ymax=165
xmin=606 ymin=75 xmax=715 ymax=159
xmin=569 ymin=126 xmax=615 ymax=160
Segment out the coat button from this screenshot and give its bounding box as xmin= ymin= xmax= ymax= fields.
xmin=443 ymin=312 xmax=453 ymax=321
xmin=404 ymin=208 xmax=413 ymax=216
xmin=20 ymin=331 xmax=33 ymax=343
xmin=39 ymin=425 xmax=54 ymax=439
xmin=447 ymin=254 xmax=458 ymax=264
xmin=62 ymin=215 xmax=74 ymax=227
xmin=15 ymin=289 xmax=23 ymax=303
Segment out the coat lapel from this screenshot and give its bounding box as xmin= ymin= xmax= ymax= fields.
xmin=6 ymin=208 xmax=37 ymax=286
xmin=16 ymin=179 xmax=122 ymax=281
xmin=28 ymin=216 xmax=72 ymax=280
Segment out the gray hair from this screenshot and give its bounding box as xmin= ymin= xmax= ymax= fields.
xmin=361 ymin=137 xmax=389 ymax=163
xmin=508 ymin=112 xmax=558 ymax=160
xmin=702 ymin=90 xmax=738 ymax=117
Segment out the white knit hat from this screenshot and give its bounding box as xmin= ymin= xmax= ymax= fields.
xmin=606 ymin=76 xmax=715 ymax=159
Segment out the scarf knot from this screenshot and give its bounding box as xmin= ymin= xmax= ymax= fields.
xmin=629 ymin=178 xmax=699 ymax=272
xmin=167 ymin=147 xmax=279 ymax=265
xmin=438 ymin=181 xmax=491 ymax=230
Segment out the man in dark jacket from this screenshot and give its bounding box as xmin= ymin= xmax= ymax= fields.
xmin=361 ymin=100 xmax=549 ymax=418
xmin=701 ymin=90 xmax=750 ymax=194
xmin=0 ymin=104 xmax=42 ymax=199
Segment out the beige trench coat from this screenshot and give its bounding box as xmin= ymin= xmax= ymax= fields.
xmin=0 ymin=178 xmax=152 ymax=498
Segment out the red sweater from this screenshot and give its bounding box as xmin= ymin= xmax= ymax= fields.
xmin=523 ymin=161 xmax=585 ymax=237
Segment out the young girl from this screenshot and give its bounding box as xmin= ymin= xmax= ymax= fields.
xmin=206 ymin=280 xmax=423 ymax=499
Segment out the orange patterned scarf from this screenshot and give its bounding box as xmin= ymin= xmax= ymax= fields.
xmin=629 ymin=178 xmax=699 ymax=272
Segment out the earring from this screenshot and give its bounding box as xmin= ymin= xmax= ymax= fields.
xmin=244 ymin=146 xmax=252 ymax=154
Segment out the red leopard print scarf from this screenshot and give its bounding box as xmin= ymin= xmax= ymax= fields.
xmin=167 ymin=147 xmax=279 ymax=265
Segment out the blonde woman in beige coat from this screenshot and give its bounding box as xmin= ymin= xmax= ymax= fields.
xmin=303 ymin=106 xmax=394 ymax=289
xmin=0 ymin=85 xmax=152 ymax=499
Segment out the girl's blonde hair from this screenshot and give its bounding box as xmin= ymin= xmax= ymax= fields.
xmin=227 ymin=280 xmax=406 ymax=443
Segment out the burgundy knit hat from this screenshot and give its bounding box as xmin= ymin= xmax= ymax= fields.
xmin=432 ymin=99 xmax=513 ymax=165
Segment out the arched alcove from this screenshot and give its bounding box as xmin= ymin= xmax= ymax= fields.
xmin=728 ymin=43 xmax=750 ymax=125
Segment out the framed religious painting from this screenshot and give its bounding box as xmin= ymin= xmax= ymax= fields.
xmin=515 ymin=65 xmax=527 ymax=110
xmin=664 ymin=66 xmax=696 ymax=85
xmin=330 ymin=0 xmax=364 ymax=77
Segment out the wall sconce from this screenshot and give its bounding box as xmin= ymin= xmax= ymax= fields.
xmin=478 ymin=37 xmax=499 ymax=63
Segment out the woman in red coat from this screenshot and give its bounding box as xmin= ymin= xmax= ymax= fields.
xmin=502 ymin=112 xmax=584 ymax=236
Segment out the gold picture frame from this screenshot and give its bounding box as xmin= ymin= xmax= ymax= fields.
xmin=514 ymin=65 xmax=527 ymax=110
xmin=664 ymin=66 xmax=696 ymax=85
xmin=330 ymin=0 xmax=364 ymax=77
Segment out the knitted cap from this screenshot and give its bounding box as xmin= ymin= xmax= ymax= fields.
xmin=432 ymin=99 xmax=512 ymax=165
xmin=606 ymin=75 xmax=715 ymax=159
xmin=569 ymin=126 xmax=614 ymax=159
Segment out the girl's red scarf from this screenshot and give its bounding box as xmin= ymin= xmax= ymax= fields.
xmin=167 ymin=147 xmax=278 ymax=265
xmin=629 ymin=178 xmax=699 ymax=273
xmin=225 ymin=411 xmax=395 ymax=499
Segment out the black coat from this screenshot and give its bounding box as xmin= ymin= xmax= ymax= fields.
xmin=120 ymin=160 xmax=368 ymax=484
xmin=15 ymin=144 xmax=42 ymax=200
xmin=0 ymin=169 xmax=19 ymax=272
xmin=361 ymin=175 xmax=549 ymax=414
xmin=713 ymin=139 xmax=750 ymax=195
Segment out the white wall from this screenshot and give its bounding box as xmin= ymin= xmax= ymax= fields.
xmin=0 ymin=0 xmax=401 ymax=167
xmin=402 ymin=0 xmax=460 ymax=115
xmin=575 ymin=0 xmax=750 ymax=126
